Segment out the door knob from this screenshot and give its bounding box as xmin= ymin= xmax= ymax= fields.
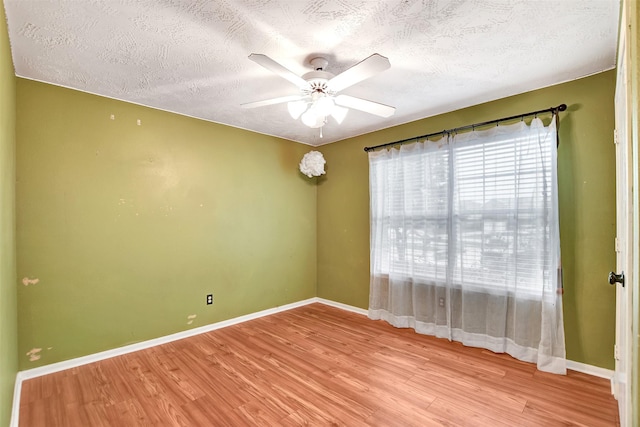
xmin=609 ymin=271 xmax=625 ymax=287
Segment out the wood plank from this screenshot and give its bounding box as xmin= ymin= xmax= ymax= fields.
xmin=426 ymin=397 xmax=515 ymax=427
xmin=19 ymin=303 xmax=619 ymax=426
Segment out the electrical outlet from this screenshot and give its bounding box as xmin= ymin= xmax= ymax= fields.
xmin=206 ymin=294 xmax=213 ymax=305
xmin=439 ymin=297 xmax=445 ymax=307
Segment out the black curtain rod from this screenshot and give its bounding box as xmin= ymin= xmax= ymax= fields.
xmin=363 ymin=104 xmax=567 ymax=152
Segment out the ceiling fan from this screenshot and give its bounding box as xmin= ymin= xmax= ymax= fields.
xmin=241 ymin=53 xmax=395 ymax=133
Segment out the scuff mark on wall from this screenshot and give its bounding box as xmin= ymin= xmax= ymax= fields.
xmin=26 ymin=348 xmax=42 ymax=361
xmin=22 ymin=277 xmax=40 ymax=286
xmin=187 ymin=314 xmax=197 ymax=325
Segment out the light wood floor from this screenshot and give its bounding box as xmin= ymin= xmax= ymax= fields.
xmin=19 ymin=303 xmax=619 ymax=426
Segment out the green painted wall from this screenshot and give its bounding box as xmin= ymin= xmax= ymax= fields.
xmin=317 ymin=71 xmax=617 ymax=369
xmin=16 ymin=79 xmax=317 ymax=370
xmin=0 ymin=0 xmax=17 ymax=424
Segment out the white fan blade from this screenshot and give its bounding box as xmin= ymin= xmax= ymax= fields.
xmin=328 ymin=54 xmax=390 ymax=92
xmin=241 ymin=95 xmax=303 ymax=109
xmin=335 ymin=95 xmax=395 ymax=118
xmin=248 ymin=54 xmax=309 ymax=89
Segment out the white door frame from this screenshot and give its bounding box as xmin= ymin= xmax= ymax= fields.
xmin=613 ymin=5 xmax=633 ymax=425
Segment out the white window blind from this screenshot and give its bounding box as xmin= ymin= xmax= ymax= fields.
xmin=370 ymin=120 xmax=556 ymax=296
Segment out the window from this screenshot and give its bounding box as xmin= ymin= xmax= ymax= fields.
xmin=370 ymin=124 xmax=556 ymax=296
xmin=368 ymin=117 xmax=565 ymax=374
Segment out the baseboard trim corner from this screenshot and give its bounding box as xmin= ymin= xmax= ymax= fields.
xmin=315 ymin=298 xmax=368 ymax=316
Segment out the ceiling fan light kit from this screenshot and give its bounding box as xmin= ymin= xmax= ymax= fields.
xmin=242 ymin=53 xmax=396 ymax=136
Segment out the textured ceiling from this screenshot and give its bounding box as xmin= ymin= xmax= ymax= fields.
xmin=4 ymin=0 xmax=620 ymax=146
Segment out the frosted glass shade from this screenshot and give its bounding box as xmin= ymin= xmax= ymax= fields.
xmin=287 ymin=100 xmax=308 ymax=120
xmin=301 ymin=107 xmax=324 ymax=128
xmin=314 ymin=96 xmax=334 ymax=116
xmin=331 ymin=105 xmax=348 ymax=124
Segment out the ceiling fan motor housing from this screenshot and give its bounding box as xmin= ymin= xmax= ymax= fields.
xmin=302 ymin=70 xmax=334 ymax=96
xmin=309 ymin=57 xmax=329 ymax=71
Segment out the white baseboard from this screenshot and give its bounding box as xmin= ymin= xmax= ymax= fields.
xmin=17 ymin=298 xmax=318 ymax=381
xmin=316 ymin=297 xmax=368 ymax=316
xmin=9 ymin=297 xmax=615 ymax=426
xmin=566 ymin=360 xmax=615 ymax=380
xmin=9 ymin=372 xmax=22 ymax=427
xmin=316 ymin=300 xmax=615 ymax=385
xmin=10 ymin=297 xmax=319 ymax=427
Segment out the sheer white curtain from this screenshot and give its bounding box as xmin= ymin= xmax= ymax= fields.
xmin=368 ymin=117 xmax=566 ymax=374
